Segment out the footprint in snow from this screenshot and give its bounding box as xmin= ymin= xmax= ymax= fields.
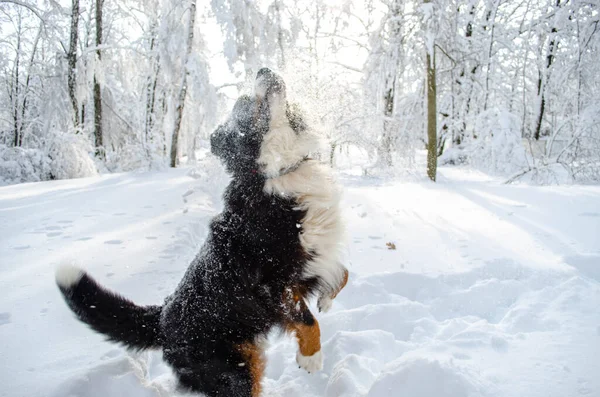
xmin=579 ymin=212 xmax=600 ymax=217
xmin=113 ymin=212 xmax=127 ymax=216
xmin=13 ymin=245 xmax=30 ymax=250
xmin=45 ymin=226 xmax=62 ymax=231
xmin=146 ymin=236 xmax=158 ymax=240
xmin=0 ymin=312 xmax=11 ymax=326
xmin=77 ymin=237 xmax=93 ymax=241
xmin=104 ymin=240 xmax=123 ymax=245
xmin=368 ymin=235 xmax=382 ymax=240
xmin=57 ymin=220 xmax=73 ymax=224
xmin=452 ymin=352 xmax=471 ymax=360
xmin=106 ymin=272 xmax=115 ymax=278
xmin=46 ymin=232 xmax=62 ymax=237
xmin=491 ymin=336 xmax=509 ymax=352
xmin=101 ymin=349 xmax=121 ymax=360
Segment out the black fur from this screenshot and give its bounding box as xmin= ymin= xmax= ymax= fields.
xmin=58 ymin=272 xmax=162 ymax=350
xmin=57 ymin=68 xmax=320 ymax=397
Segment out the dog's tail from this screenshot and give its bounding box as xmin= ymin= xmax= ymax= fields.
xmin=55 ymin=264 xmax=162 ymax=350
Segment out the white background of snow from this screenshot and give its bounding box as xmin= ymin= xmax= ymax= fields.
xmin=0 ymin=159 xmax=599 ymax=397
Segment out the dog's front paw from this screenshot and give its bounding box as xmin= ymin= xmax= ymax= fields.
xmin=317 ymin=296 xmax=333 ymax=313
xmin=296 ymin=350 xmax=323 ymax=373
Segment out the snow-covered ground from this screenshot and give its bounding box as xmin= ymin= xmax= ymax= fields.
xmin=1 ymin=164 xmax=599 ymax=397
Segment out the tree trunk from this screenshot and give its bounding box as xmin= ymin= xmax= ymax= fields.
xmin=426 ymin=50 xmax=437 ymax=182
xmin=145 ymin=23 xmax=160 ymax=147
xmin=454 ymin=4 xmax=476 ymax=145
xmin=67 ymin=0 xmax=80 ymax=130
xmin=378 ymin=0 xmax=402 ymax=168
xmin=483 ymin=0 xmax=501 ymax=111
xmin=274 ymin=0 xmax=286 ymax=69
xmin=12 ymin=16 xmax=22 ymax=146
xmin=170 ymin=0 xmax=197 ymax=168
xmin=329 ymin=143 xmax=336 ymax=166
xmin=424 ymin=0 xmax=437 ymax=181
xmin=93 ymin=0 xmax=104 ymax=158
xmin=534 ymin=0 xmax=561 ymax=140
xmin=19 ymin=24 xmax=43 ymax=145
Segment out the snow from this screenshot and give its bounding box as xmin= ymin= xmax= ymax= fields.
xmin=1 ymin=164 xmax=599 ymax=397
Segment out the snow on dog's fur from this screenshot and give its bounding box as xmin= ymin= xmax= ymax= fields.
xmin=257 ymin=69 xmax=346 ymax=299
xmin=55 ymin=68 xmax=347 ymax=397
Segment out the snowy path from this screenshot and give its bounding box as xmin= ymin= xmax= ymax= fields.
xmin=1 ymin=167 xmax=599 ymax=397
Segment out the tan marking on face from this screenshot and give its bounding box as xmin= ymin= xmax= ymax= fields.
xmin=237 ymin=342 xmax=266 ymax=397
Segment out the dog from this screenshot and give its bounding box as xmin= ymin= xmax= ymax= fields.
xmin=55 ymin=68 xmax=348 ymax=397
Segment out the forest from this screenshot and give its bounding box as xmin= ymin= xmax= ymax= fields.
xmin=0 ymin=0 xmax=599 ymax=184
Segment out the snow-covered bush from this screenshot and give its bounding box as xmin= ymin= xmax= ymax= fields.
xmin=557 ymin=105 xmax=600 ymax=183
xmin=46 ymin=132 xmax=98 ymax=180
xmin=442 ymin=109 xmax=528 ymax=176
xmin=0 ymin=145 xmax=51 ymax=185
xmin=0 ymin=133 xmax=97 ymax=185
xmin=103 ymin=142 xmax=169 ymax=173
xmin=469 ymin=109 xmax=528 ymax=175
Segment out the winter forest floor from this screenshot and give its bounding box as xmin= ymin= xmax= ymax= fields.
xmin=0 ymin=164 xmax=599 ymax=397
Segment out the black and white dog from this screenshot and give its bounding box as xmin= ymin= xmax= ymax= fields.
xmin=56 ymin=68 xmax=348 ymax=397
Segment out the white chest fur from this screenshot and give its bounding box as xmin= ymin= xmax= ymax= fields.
xmin=263 ymin=161 xmax=346 ymax=293
xmin=257 ymin=88 xmax=346 ymax=293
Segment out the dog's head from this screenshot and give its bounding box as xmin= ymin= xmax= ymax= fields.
xmin=211 ymin=68 xmax=320 ymax=178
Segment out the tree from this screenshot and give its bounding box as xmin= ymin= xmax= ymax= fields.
xmin=170 ymin=0 xmax=196 ymax=168
xmin=379 ymin=0 xmax=403 ymax=167
xmin=67 ymin=0 xmax=80 ymax=130
xmin=93 ymin=0 xmax=103 ymax=158
xmin=423 ymin=0 xmax=437 ymax=181
xmin=533 ymin=0 xmax=562 ymax=141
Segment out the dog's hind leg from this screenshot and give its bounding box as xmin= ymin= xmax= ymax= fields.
xmin=283 ymin=286 xmax=323 ymax=373
xmin=237 ymin=341 xmax=266 ymax=397
xmin=170 ymin=351 xmax=260 ymax=397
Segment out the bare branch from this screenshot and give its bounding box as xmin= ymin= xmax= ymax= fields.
xmin=327 ymin=61 xmax=362 ymax=73
xmin=0 ymin=0 xmax=45 ymax=22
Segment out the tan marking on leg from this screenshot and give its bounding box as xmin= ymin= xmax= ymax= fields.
xmin=282 ymin=284 xmax=322 ymax=357
xmin=286 ymin=320 xmax=321 ymax=357
xmin=237 ymin=342 xmax=266 ymax=397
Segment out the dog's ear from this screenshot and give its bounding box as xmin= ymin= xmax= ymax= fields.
xmin=231 ymin=95 xmax=255 ymax=126
xmin=211 ymin=95 xmax=252 ymax=164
